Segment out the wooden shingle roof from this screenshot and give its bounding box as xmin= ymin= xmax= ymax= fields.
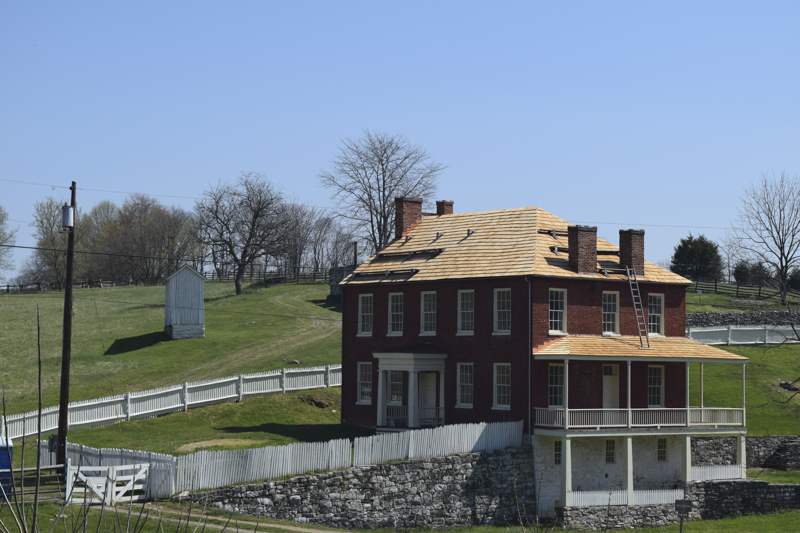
xmin=533 ymin=335 xmax=747 ymax=362
xmin=343 ymin=206 xmax=690 ymax=285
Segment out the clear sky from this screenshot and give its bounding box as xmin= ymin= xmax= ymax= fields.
xmin=2 ymin=1 xmax=800 ymax=280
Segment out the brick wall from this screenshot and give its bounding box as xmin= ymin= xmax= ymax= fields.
xmin=342 ymin=276 xmax=686 ymax=430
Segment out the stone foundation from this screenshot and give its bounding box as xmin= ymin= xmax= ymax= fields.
xmin=185 ymin=447 xmax=537 ymax=529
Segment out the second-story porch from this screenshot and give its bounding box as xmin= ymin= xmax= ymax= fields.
xmin=532 ymin=335 xmax=748 ymax=432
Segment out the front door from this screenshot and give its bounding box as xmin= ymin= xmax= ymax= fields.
xmin=419 ymin=372 xmax=437 ymax=425
xmin=603 ymin=365 xmax=619 ymax=409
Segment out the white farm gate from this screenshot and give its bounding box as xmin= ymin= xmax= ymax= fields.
xmin=66 ymin=463 xmax=150 ymax=505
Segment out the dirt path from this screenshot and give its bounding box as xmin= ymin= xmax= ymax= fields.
xmin=145 ymin=503 xmax=343 ymax=533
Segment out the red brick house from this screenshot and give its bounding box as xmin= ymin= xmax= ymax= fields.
xmin=340 ymin=198 xmax=747 ymax=509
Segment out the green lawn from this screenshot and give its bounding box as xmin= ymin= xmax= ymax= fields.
xmin=747 ymin=468 xmax=800 ymax=484
xmin=0 ymin=281 xmax=342 ymax=416
xmin=685 ymin=280 xmax=800 ymax=313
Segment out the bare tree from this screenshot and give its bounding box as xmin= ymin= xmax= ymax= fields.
xmin=283 ymin=201 xmax=322 ymax=277
xmin=27 ymin=197 xmax=86 ymax=289
xmin=195 ymin=172 xmax=287 ymax=294
xmin=727 ymin=171 xmax=800 ymax=304
xmin=319 ymin=130 xmax=445 ymax=253
xmin=0 ymin=205 xmax=17 ymax=280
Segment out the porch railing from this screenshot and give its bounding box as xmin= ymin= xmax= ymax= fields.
xmin=419 ymin=407 xmax=443 ymax=426
xmin=692 ymin=464 xmax=744 ymax=481
xmin=387 ymin=406 xmax=408 ymax=426
xmin=534 ymin=407 xmax=744 ymax=429
xmin=570 ymin=489 xmax=684 ymax=507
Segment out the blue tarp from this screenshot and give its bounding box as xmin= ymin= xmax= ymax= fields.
xmin=0 ymin=437 xmax=12 ymax=495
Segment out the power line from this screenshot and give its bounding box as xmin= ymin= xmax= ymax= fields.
xmin=0 ymin=178 xmax=69 ymax=189
xmin=0 ymin=243 xmax=199 ymax=262
xmin=571 ymin=220 xmax=728 ymax=230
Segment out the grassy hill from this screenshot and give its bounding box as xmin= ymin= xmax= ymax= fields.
xmin=686 ymin=280 xmax=800 ymax=313
xmin=0 ymin=281 xmax=342 ymax=415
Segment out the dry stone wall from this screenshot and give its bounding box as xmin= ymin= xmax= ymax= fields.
xmin=185 ymin=447 xmax=537 ymax=530
xmin=692 ymin=436 xmax=800 ymax=469
xmin=686 ymin=310 xmax=798 ymax=328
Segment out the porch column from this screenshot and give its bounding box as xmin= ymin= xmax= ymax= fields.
xmin=680 ymin=435 xmax=692 ymax=484
xmin=560 ymin=436 xmax=572 ymax=507
xmin=685 ymin=362 xmax=690 ymax=427
xmin=623 ymin=435 xmax=633 ymax=506
xmin=736 ymin=433 xmax=747 ymax=479
xmin=564 ymin=359 xmax=569 ymax=430
xmin=741 ymin=364 xmax=747 ymax=427
xmin=699 ymin=363 xmax=704 ymax=408
xmin=438 ymin=370 xmax=445 ymax=425
xmin=376 ymin=370 xmax=387 ymax=427
xmin=408 ymin=371 xmax=419 ymax=428
xmin=626 ymin=360 xmax=632 ymax=428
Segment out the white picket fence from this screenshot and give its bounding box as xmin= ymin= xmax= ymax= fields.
xmin=1 ymin=364 xmax=342 ymax=441
xmin=687 ymin=325 xmax=800 ymax=346
xmin=571 ymin=488 xmax=684 ymax=507
xmin=175 ymin=439 xmax=352 ymax=491
xmin=353 ymin=420 xmax=524 ymax=466
xmin=38 ymin=420 xmax=523 ymax=498
xmin=692 ymin=464 xmax=744 ymax=481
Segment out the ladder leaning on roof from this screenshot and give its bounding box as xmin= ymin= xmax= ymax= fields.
xmin=626 ymin=266 xmax=651 ymax=349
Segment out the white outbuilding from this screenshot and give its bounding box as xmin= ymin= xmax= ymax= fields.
xmin=164 ymin=265 xmax=205 ymax=339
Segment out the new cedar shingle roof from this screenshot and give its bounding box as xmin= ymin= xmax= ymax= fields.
xmin=343 ymin=206 xmax=690 ymax=285
xmin=533 ymin=335 xmax=747 ymax=362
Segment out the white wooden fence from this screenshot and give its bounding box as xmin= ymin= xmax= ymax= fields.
xmin=1 ymin=364 xmax=342 ymax=441
xmin=353 ymin=421 xmax=524 ymax=466
xmin=688 ymin=325 xmax=800 ymax=346
xmin=39 ymin=421 xmax=523 ymax=498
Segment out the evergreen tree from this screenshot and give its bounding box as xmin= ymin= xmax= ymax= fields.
xmin=669 ymin=234 xmax=724 ymax=280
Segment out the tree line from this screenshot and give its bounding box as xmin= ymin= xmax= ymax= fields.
xmin=7 ymin=173 xmax=357 ymax=295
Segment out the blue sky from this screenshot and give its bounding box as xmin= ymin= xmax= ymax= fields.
xmin=2 ymin=1 xmax=800 ymax=279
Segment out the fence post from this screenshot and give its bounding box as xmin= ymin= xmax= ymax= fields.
xmin=325 ymin=365 xmax=331 ymax=387
xmin=687 ymin=327 xmax=692 ymax=340
xmin=125 ymin=393 xmax=131 ymax=421
xmin=238 ymin=374 xmax=244 ymax=402
xmin=183 ymin=382 xmax=189 ymax=411
xmin=0 ymin=416 xmax=4 ymax=439
xmin=764 ymin=325 xmax=768 ymax=345
xmin=736 ymin=282 xmax=740 ymax=297
xmin=727 ymin=325 xmax=733 ymax=346
xmin=282 ymin=368 xmax=287 ymax=394
xmin=714 ymin=278 xmax=718 ymax=293
xmin=106 ymin=466 xmax=116 ymax=505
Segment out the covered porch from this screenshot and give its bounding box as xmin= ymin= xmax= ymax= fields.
xmin=373 ymin=346 xmax=447 ymax=429
xmin=532 ymin=335 xmax=748 ymax=431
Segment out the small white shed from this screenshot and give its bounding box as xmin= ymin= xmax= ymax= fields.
xmin=164 ymin=265 xmax=205 ymax=339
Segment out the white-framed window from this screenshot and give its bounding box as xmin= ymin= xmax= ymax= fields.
xmin=457 ymin=363 xmax=474 ymax=408
xmin=357 ymin=362 xmax=372 ymax=404
xmin=388 ymin=293 xmax=403 ymax=335
xmin=648 ymin=294 xmax=664 ymax=336
xmin=602 ymin=291 xmax=619 ymax=335
xmin=457 ymin=290 xmax=474 ymax=335
xmin=605 ymin=439 xmax=616 ymax=464
xmin=648 ymin=365 xmax=664 ymax=408
xmin=358 ymin=294 xmax=373 ymax=336
xmin=493 ymin=363 xmax=511 ymax=409
xmin=549 ymin=289 xmax=566 ymax=334
xmin=554 ymin=440 xmax=562 ymax=466
xmin=548 ymin=364 xmax=565 ymax=408
xmin=388 ymin=370 xmax=403 ymax=405
xmin=493 ymin=288 xmax=511 ymax=334
xmin=420 ymin=291 xmax=436 ymax=335
xmin=657 ymin=438 xmax=668 ymax=462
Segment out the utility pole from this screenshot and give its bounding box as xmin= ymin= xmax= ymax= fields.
xmin=57 ymin=181 xmax=76 ymax=471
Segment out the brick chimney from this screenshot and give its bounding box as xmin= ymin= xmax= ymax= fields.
xmin=395 ymin=197 xmax=424 ymax=239
xmin=436 ymin=200 xmax=454 ymax=216
xmin=619 ymin=229 xmax=645 ymax=276
xmin=568 ymin=225 xmax=598 ymax=274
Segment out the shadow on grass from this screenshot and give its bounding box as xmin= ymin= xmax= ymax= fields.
xmin=217 ymin=423 xmax=374 ymax=442
xmin=105 ymin=331 xmax=169 ymax=355
xmin=309 ymin=297 xmax=342 ymax=313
